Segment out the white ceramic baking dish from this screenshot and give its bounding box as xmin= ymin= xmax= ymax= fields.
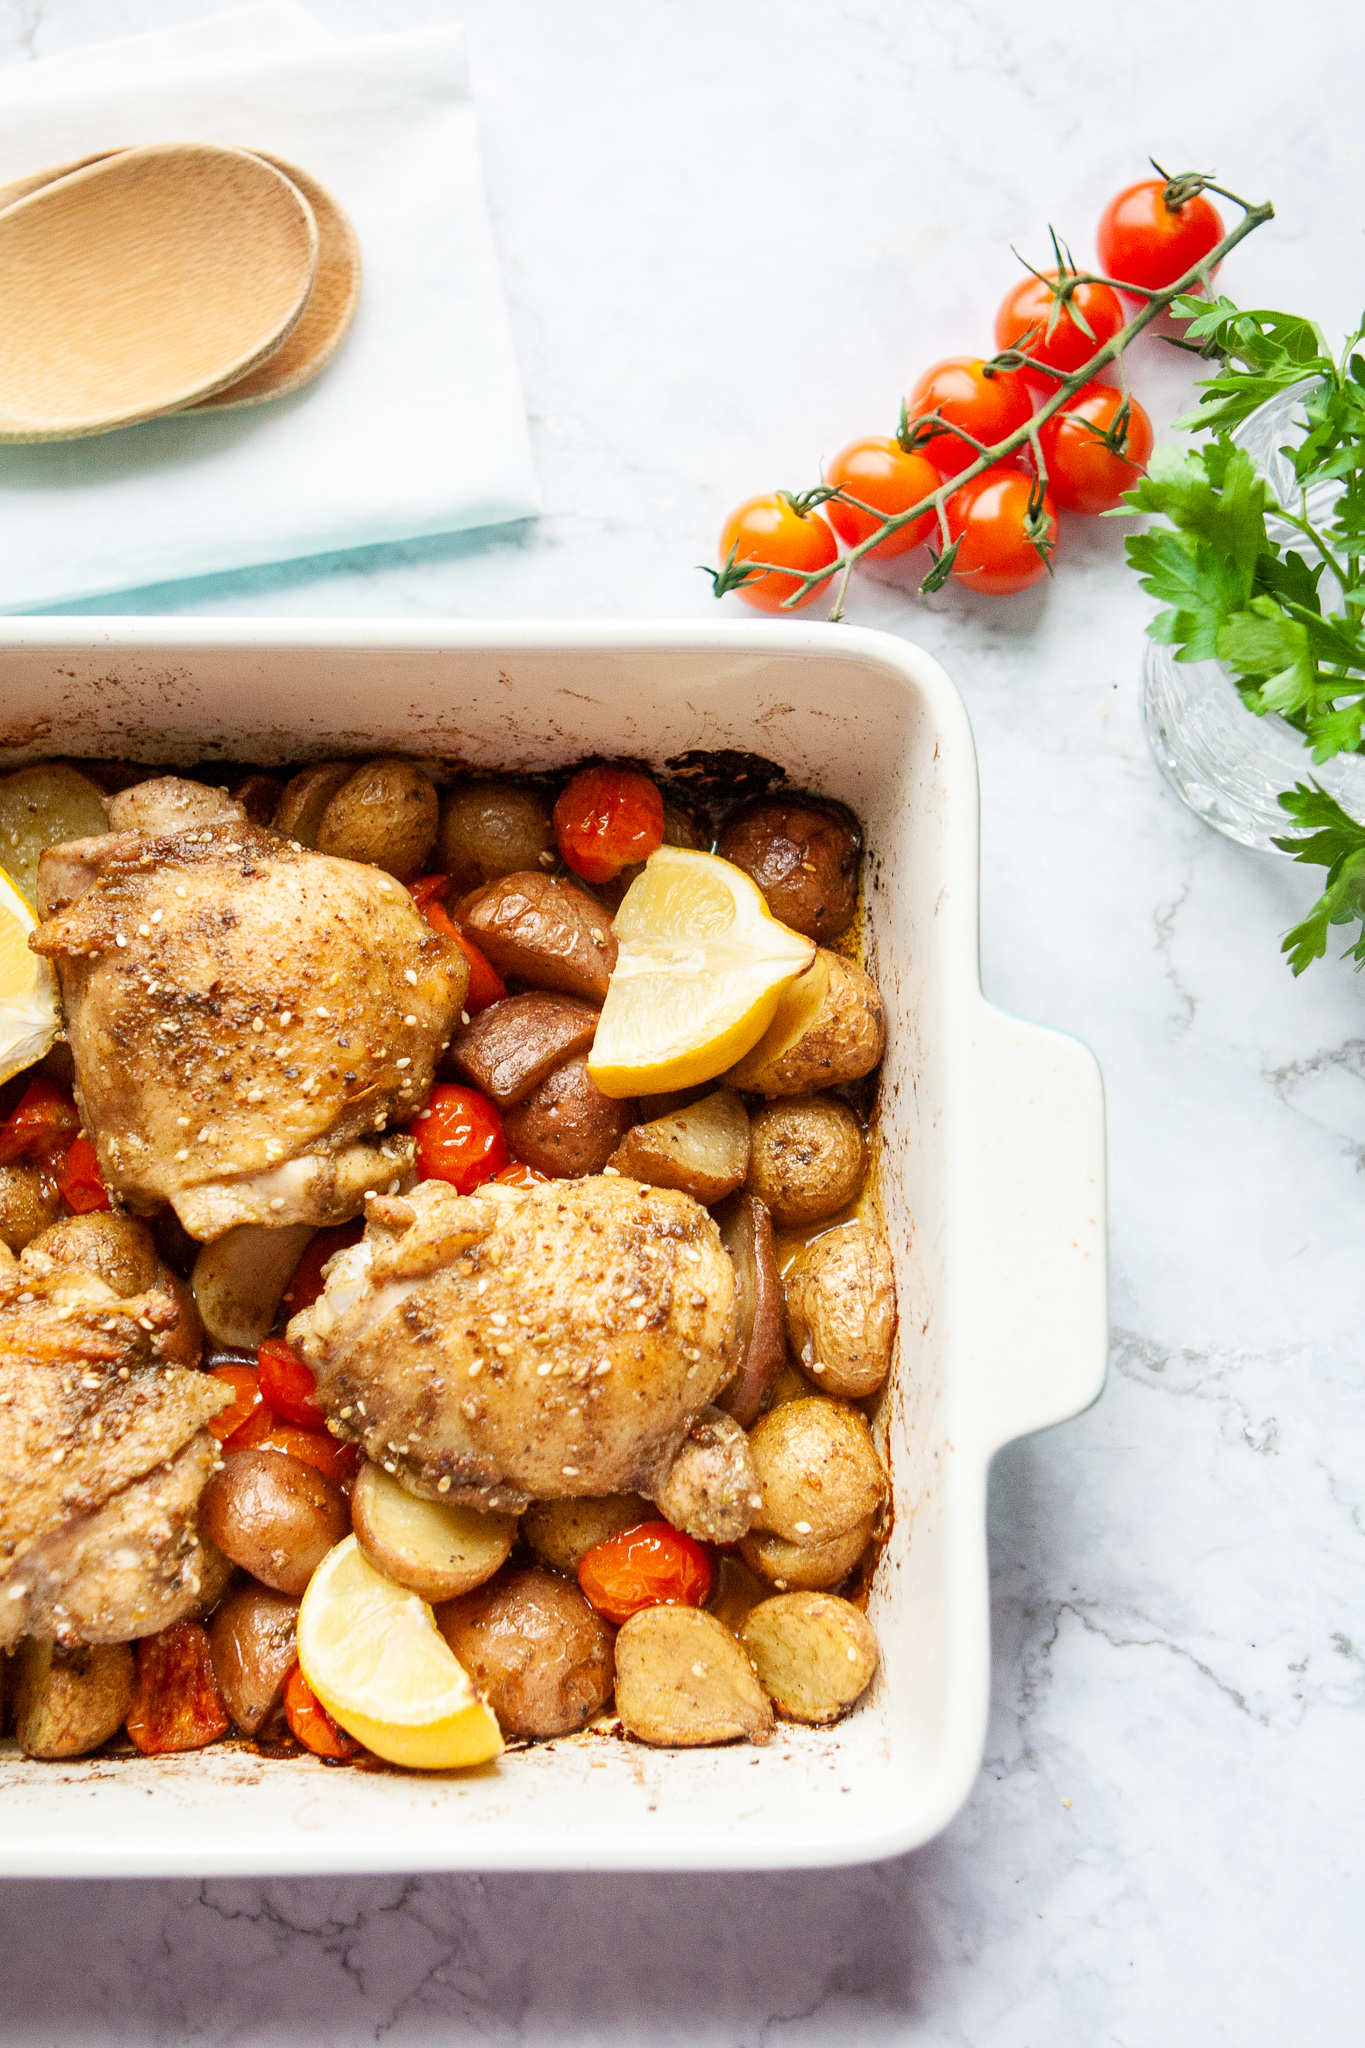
xmin=0 ymin=617 xmax=1106 ymax=1876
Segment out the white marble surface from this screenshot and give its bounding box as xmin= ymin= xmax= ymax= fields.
xmin=1 ymin=0 xmax=1362 ymax=2038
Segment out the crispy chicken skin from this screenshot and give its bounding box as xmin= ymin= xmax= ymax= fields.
xmin=289 ymin=1176 xmax=754 ymax=1530
xmin=31 ymin=778 xmax=468 ymax=1240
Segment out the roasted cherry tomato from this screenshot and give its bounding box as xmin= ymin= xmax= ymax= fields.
xmin=410 ymin=875 xmax=506 ymax=1015
xmin=718 ymin=494 xmax=839 ymax=613
xmin=284 ymin=1664 xmax=362 ymax=1760
xmin=577 ymin=1519 xmax=712 ymax=1623
xmin=901 ymin=357 xmax=1035 ymax=480
xmin=823 ymin=437 xmax=940 ymax=558
xmin=56 ymin=1133 xmax=110 ymax=1213
xmin=1097 ymin=178 xmax=1224 ymax=294
xmin=494 ymin=1160 xmax=552 ymax=1189
xmin=208 ymin=1363 xmax=271 ymax=1446
xmin=946 ymin=468 xmax=1058 ymax=596
xmin=414 ymin=1082 xmax=509 ymax=1194
xmin=553 ymin=767 xmax=665 ymax=885
xmin=125 ymin=1620 xmax=231 ymax=1755
xmin=257 ymin=1336 xmax=326 ymax=1428
xmin=0 ymin=1075 xmax=79 ymax=1165
xmin=256 ymin=1424 xmax=356 ymax=1485
xmin=994 ymin=271 xmax=1125 ymax=382
xmin=1036 ymin=383 xmax=1154 ymax=514
xmin=278 ymin=1222 xmax=365 ymax=1322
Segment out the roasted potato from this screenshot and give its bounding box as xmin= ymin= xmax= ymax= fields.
xmin=746 ymin=1397 xmax=888 ymax=1546
xmin=521 ymin=1492 xmax=651 ymax=1575
xmin=613 ymin=1606 xmax=772 ymax=1747
xmin=783 ymin=1222 xmax=896 ymax=1399
xmin=13 ymin=1638 xmax=135 ymax=1758
xmin=606 ymin=1087 xmax=749 ymax=1204
xmin=447 ymin=992 xmax=599 ymax=1109
xmin=741 ymin=1591 xmax=878 ymax=1723
xmin=106 ymin=776 xmax=238 ymax=833
xmin=272 ymin=762 xmax=352 ymax=846
xmin=0 ymin=762 xmax=109 ymax=906
xmin=440 ymin=781 xmax=556 ymax=892
xmin=764 ymin=1358 xmax=818 ymax=1409
xmin=707 ymin=1553 xmax=771 ymax=1636
xmin=191 ymin=1222 xmax=316 ymax=1350
xmin=458 ymin=871 xmax=617 ymax=1002
xmin=739 ymin=1520 xmax=873 ymax=1591
xmin=437 ymin=1565 xmax=615 ymax=1740
xmin=207 ymin=1582 xmax=299 ymax=1734
xmin=199 ymin=1448 xmax=349 ymax=1597
xmin=0 ymin=1161 xmax=62 ymax=1253
xmin=224 ymin=772 xmax=281 ymax=827
xmin=747 ymin=1096 xmax=866 ymax=1226
xmin=725 ymin=949 xmax=885 ymax=1096
xmin=352 ymin=1461 xmax=515 ymax=1600
xmin=502 ymin=1054 xmax=633 ymax=1177
xmin=25 ymin=1211 xmax=161 ymax=1296
xmin=716 ymin=798 xmax=860 ymax=942
xmin=714 ymin=1193 xmax=784 ymax=1426
xmin=650 ymin=1406 xmax=760 ymax=1544
xmin=315 ymin=758 xmax=439 ymax=882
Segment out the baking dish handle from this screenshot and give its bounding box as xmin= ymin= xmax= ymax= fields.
xmin=961 ymin=1002 xmax=1108 ymax=1455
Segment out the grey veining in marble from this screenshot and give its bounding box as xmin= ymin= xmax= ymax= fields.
xmin=0 ymin=0 xmax=1361 ymax=2040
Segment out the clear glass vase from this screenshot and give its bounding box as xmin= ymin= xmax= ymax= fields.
xmin=1140 ymin=381 xmax=1365 ymax=851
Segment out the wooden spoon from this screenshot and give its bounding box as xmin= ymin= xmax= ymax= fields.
xmin=0 ymin=150 xmax=120 ymax=212
xmin=0 ymin=141 xmax=318 ymax=442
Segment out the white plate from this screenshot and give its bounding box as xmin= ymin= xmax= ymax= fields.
xmin=0 ymin=617 xmax=1107 ymax=1876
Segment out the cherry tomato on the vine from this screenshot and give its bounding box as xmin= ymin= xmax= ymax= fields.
xmin=718 ymin=494 xmax=839 ymax=613
xmin=554 ymin=766 xmax=664 ymax=884
xmin=901 ymin=358 xmax=1035 ymax=480
xmin=994 ymin=270 xmax=1125 ymax=383
xmin=257 ymin=1336 xmax=326 ymax=1428
xmin=409 ymin=874 xmax=506 ymax=1015
xmin=414 ymin=1082 xmax=509 ymax=1194
xmin=577 ymin=1519 xmax=711 ymax=1623
xmin=284 ymin=1664 xmax=362 ymax=1759
xmin=1097 ymin=179 xmax=1224 ymax=294
xmin=1036 ymin=383 xmax=1154 ymax=514
xmin=823 ymin=437 xmax=940 ymax=558
xmin=946 ymin=467 xmax=1058 ymax=596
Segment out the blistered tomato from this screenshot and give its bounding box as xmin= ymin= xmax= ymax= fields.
xmin=414 ymin=1082 xmax=509 ymax=1194
xmin=0 ymin=1076 xmax=79 ymax=1164
xmin=553 ymin=768 xmax=665 ymax=885
xmin=284 ymin=1663 xmax=362 ymax=1760
xmin=256 ymin=1424 xmax=357 ymax=1485
xmin=257 ymin=1336 xmax=326 ymax=1428
xmin=125 ymin=1621 xmax=230 ymax=1755
xmin=578 ymin=1519 xmax=712 ymax=1624
xmin=410 ymin=874 xmax=506 ymax=1014
xmin=56 ymin=1134 xmax=111 ymax=1213
xmin=208 ymin=1363 xmax=272 ymax=1446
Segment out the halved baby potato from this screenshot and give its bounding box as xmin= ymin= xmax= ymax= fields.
xmin=521 ymin=1492 xmax=651 ymax=1576
xmin=13 ymin=1638 xmax=135 ymax=1759
xmin=606 ymin=1086 xmax=750 ymax=1204
xmin=724 ymin=947 xmax=884 ymax=1096
xmin=351 ymin=1461 xmax=516 ymax=1601
xmin=614 ymin=1605 xmax=773 ymax=1748
xmin=0 ymin=762 xmax=109 ymax=907
xmin=741 ymin=1590 xmax=878 ymax=1723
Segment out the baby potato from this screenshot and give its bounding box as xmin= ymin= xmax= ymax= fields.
xmin=739 ymin=1519 xmax=873 ymax=1591
xmin=783 ymin=1222 xmax=896 ymax=1399
xmin=437 ymin=1565 xmax=615 ymax=1740
xmin=440 ymin=781 xmax=556 ymax=892
xmin=716 ymin=798 xmax=861 ymax=942
xmin=315 ymin=758 xmax=439 ymax=882
xmin=521 ymin=1492 xmax=651 ymax=1576
xmin=0 ymin=1161 xmax=62 ymax=1253
xmin=199 ymin=1448 xmax=349 ymax=1597
xmin=502 ymin=1054 xmax=633 ymax=1177
xmin=272 ymin=762 xmax=352 ymax=846
xmin=225 ymin=772 xmax=281 ymax=827
xmin=0 ymin=763 xmax=109 ymax=906
xmin=13 ymin=1638 xmax=135 ymax=1759
xmin=707 ymin=1553 xmax=771 ymax=1636
xmin=351 ymin=1461 xmax=515 ymax=1600
xmin=606 ymin=1087 xmax=750 ymax=1204
xmin=459 ymin=871 xmax=617 ymax=1002
xmin=207 ymin=1582 xmax=299 ymax=1735
xmin=614 ymin=1605 xmax=772 ymax=1748
xmin=747 ymin=1095 xmax=866 ymax=1227
xmin=26 ymin=1211 xmax=161 ymax=1295
xmin=726 ymin=950 xmax=885 ymax=1097
xmin=741 ymin=1591 xmax=878 ymax=1723
xmin=192 ymin=1222 xmax=316 ymax=1351
xmin=448 ymin=992 xmax=599 ymax=1109
xmin=747 ymin=1397 xmax=887 ymax=1546
xmin=714 ymin=1193 xmax=784 ymax=1427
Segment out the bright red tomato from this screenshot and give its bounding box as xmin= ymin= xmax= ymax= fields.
xmin=494 ymin=1160 xmax=552 ymax=1189
xmin=410 ymin=875 xmax=506 ymax=1015
xmin=717 ymin=495 xmax=839 ymax=612
xmin=125 ymin=1621 xmax=230 ymax=1755
xmin=901 ymin=358 xmax=1035 ymax=480
xmin=1097 ymin=178 xmax=1224 ymax=294
xmin=284 ymin=1664 xmax=361 ymax=1759
xmin=414 ymin=1082 xmax=509 ymax=1193
xmin=208 ymin=1363 xmax=271 ymax=1446
xmin=257 ymin=1336 xmax=325 ymax=1428
xmin=1036 ymin=383 xmax=1154 ymax=513
xmin=256 ymin=1424 xmax=356 ymax=1485
xmin=994 ymin=271 xmax=1125 ymax=382
xmin=0 ymin=1076 xmax=79 ymax=1164
xmin=946 ymin=468 xmax=1058 ymax=596
xmin=56 ymin=1133 xmax=110 ymax=1213
xmin=554 ymin=767 xmax=665 ymax=884
xmin=577 ymin=1519 xmax=712 ymax=1623
xmin=823 ymin=437 xmax=940 ymax=557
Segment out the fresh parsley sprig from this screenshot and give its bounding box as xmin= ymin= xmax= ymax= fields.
xmin=1273 ymin=783 xmax=1365 ymax=975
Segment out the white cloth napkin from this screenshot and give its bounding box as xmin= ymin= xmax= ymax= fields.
xmin=0 ymin=8 xmax=540 ymax=610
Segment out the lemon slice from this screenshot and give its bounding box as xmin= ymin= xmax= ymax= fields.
xmin=588 ymin=847 xmax=816 ymax=1097
xmin=0 ymin=866 xmax=58 ymax=1086
xmin=297 ymin=1536 xmax=503 ymax=1771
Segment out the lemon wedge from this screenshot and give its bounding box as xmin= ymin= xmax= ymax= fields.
xmin=0 ymin=866 xmax=58 ymax=1086
xmin=588 ymin=847 xmax=816 ymax=1097
xmin=297 ymin=1536 xmax=503 ymax=1771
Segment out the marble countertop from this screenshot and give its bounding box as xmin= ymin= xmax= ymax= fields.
xmin=1 ymin=0 xmax=1360 ymax=2039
